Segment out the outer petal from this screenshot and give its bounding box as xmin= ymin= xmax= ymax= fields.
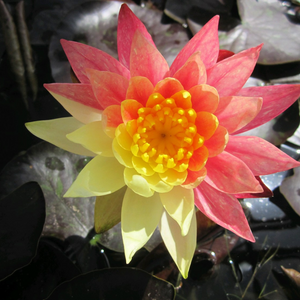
xmin=66 ymin=121 xmax=113 ymax=157
xmin=206 ymin=45 xmax=262 ymax=97
xmin=126 ymin=76 xmax=154 ymax=106
xmin=170 ymin=15 xmax=219 ymax=75
xmin=226 ymin=136 xmax=300 ymax=175
xmin=60 ymin=39 xmax=130 ymax=83
xmin=117 ymin=4 xmax=155 ymax=69
xmin=124 ymin=168 xmax=154 ymax=197
xmin=159 ymin=209 xmax=197 ymax=279
xmin=217 ymin=96 xmax=263 ymax=134
xmin=64 ymin=156 xmax=125 ymax=197
xmin=44 ymin=83 xmax=102 ymax=124
xmin=87 ymin=70 xmax=129 ymax=108
xmin=153 ymin=78 xmax=184 ymax=99
xmin=102 ymin=105 xmax=122 ymax=138
xmin=194 ymin=180 xmax=255 ymax=242
xmin=122 ymin=188 xmax=163 ymax=263
xmin=189 ymin=84 xmax=219 ymax=114
xmin=205 ymin=151 xmax=263 ymax=193
xmin=235 ymin=84 xmax=300 ymax=134
xmin=173 ymin=52 xmax=207 ymax=90
xmin=160 ymin=186 xmax=194 ymax=236
xmin=182 ymin=167 xmax=207 ymax=189
xmin=25 ymin=117 xmax=95 ymax=157
xmin=94 ymin=186 xmax=127 ymax=233
xmin=130 ymin=30 xmax=169 ymax=85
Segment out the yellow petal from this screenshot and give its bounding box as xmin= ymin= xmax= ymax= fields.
xmin=132 ymin=156 xmax=155 ymax=176
xmin=159 ymin=186 xmax=194 ymax=236
xmin=48 ymin=90 xmax=102 ymax=124
xmin=146 ymin=173 xmax=173 ymax=193
xmin=65 ymin=156 xmax=125 ymax=197
xmin=112 ymin=138 xmax=133 ymax=168
xmin=124 ymin=168 xmax=154 ymax=197
xmin=159 ymin=169 xmax=187 ymax=186
xmin=67 ymin=121 xmax=113 ymax=157
xmin=26 ymin=117 xmax=95 ymax=156
xmin=159 ymin=209 xmax=196 ymax=279
xmin=94 ymin=186 xmax=127 ymax=234
xmin=122 ymin=188 xmax=163 ymax=263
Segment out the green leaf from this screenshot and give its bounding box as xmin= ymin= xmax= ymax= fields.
xmin=0 ymin=182 xmax=45 ymax=280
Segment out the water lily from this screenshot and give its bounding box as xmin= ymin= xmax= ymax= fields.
xmin=26 ymin=4 xmax=300 ymax=278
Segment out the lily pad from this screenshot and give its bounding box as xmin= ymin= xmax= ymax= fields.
xmin=48 ymin=1 xmax=189 ymax=83
xmin=0 ymin=142 xmax=95 ymax=240
xmin=0 ymin=182 xmax=45 ymax=280
xmin=219 ymin=0 xmax=300 ymax=64
xmin=46 ymin=267 xmax=175 ymax=300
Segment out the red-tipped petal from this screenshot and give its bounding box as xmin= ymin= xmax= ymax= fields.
xmin=205 ymin=125 xmax=228 ymax=157
xmin=153 ymin=78 xmax=184 ymax=99
xmin=118 ymin=4 xmax=155 ymax=69
xmin=170 ymin=16 xmax=220 ymax=75
xmin=217 ymin=96 xmax=263 ymax=134
xmin=173 ymin=52 xmax=207 ymax=90
xmin=102 ymin=105 xmax=123 ymax=138
xmin=217 ymin=49 xmax=234 ymax=62
xmin=130 ymin=30 xmax=169 ymax=85
xmin=189 ymin=84 xmax=219 ymax=114
xmin=126 ymin=76 xmax=154 ymax=106
xmin=226 ymin=135 xmax=300 ymax=175
xmin=44 ymin=83 xmax=102 ymax=124
xmin=235 ymin=177 xmax=273 ymax=199
xmin=87 ymin=70 xmax=129 ymax=108
xmin=194 ymin=181 xmax=255 ymax=242
xmin=61 ymin=39 xmax=130 ymax=83
xmin=235 ymin=84 xmax=300 ymax=134
xmin=206 ymin=45 xmax=262 ymax=97
xmin=205 ymin=151 xmax=263 ymax=194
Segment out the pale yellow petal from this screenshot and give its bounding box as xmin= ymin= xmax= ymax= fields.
xmin=115 ymin=123 xmax=132 ymax=150
xmin=26 ymin=117 xmax=95 ymax=156
xmin=132 ymin=156 xmax=155 ymax=176
xmin=159 ymin=169 xmax=187 ymax=186
xmin=146 ymin=173 xmax=173 ymax=193
xmin=122 ymin=188 xmax=163 ymax=263
xmin=48 ymin=90 xmax=102 ymax=124
xmin=65 ymin=156 xmax=125 ymax=197
xmin=94 ymin=186 xmax=127 ymax=233
xmin=124 ymin=168 xmax=154 ymax=197
xmin=67 ymin=121 xmax=113 ymax=157
xmin=159 ymin=209 xmax=197 ymax=279
xmin=159 ymin=186 xmax=194 ymax=236
xmin=112 ymin=138 xmax=133 ymax=168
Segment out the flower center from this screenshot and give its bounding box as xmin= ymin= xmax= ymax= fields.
xmin=126 ymin=90 xmax=206 ymax=174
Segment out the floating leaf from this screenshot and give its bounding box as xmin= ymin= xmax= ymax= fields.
xmin=0 ymin=142 xmax=95 ymax=239
xmin=0 ymin=239 xmax=80 ymax=299
xmin=0 ymin=182 xmax=45 ymax=280
xmin=46 ymin=267 xmax=175 ymax=300
xmin=280 ymin=161 xmax=300 ymax=216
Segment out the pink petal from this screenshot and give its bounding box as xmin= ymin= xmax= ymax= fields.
xmin=130 ymin=30 xmax=169 ymax=85
xmin=226 ymin=136 xmax=300 ymax=175
xmin=44 ymin=83 xmax=101 ymax=109
xmin=217 ymin=96 xmax=262 ymax=134
xmin=102 ymin=105 xmax=123 ymax=135
xmin=153 ymin=78 xmax=184 ymax=99
xmin=206 ymin=45 xmax=262 ymax=97
xmin=217 ymin=49 xmax=234 ymax=62
xmin=205 ymin=151 xmax=263 ymax=194
xmin=126 ymin=76 xmax=154 ymax=106
xmin=170 ymin=16 xmax=220 ymax=75
xmin=194 ymin=181 xmax=255 ymax=242
xmin=60 ymin=39 xmax=130 ymax=83
xmin=235 ymin=84 xmax=300 ymax=134
xmin=173 ymin=52 xmax=207 ymax=90
xmin=118 ymin=4 xmax=155 ymax=70
xmin=86 ymin=70 xmax=129 ymax=108
xmin=235 ymin=177 xmax=273 ymax=199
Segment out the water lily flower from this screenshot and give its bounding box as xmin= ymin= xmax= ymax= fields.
xmin=26 ymin=4 xmax=300 ymax=278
